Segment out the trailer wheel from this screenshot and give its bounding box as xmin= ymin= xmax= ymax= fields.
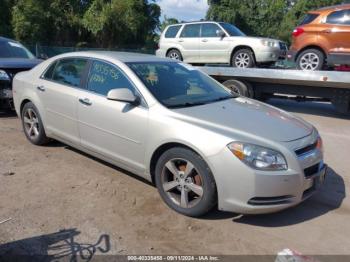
xmin=222 ymin=79 xmax=253 ymax=98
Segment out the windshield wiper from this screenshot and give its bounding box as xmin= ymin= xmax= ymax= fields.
xmin=167 ymin=102 xmax=207 ymax=109
xmin=206 ymin=95 xmax=237 ymax=104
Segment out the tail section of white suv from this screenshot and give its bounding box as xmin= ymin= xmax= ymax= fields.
xmin=156 ymin=21 xmax=287 ymax=68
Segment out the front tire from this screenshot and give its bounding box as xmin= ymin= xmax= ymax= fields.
xmin=21 ymin=102 xmax=49 ymax=145
xmin=296 ymin=49 xmax=325 ymax=71
xmin=155 ymin=147 xmax=217 ymax=217
xmin=232 ymin=49 xmax=255 ymax=68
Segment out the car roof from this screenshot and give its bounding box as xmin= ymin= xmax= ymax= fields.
xmin=315 ymin=4 xmax=350 ymax=12
xmin=168 ymin=21 xmax=222 ymax=26
xmin=0 ymin=36 xmax=16 ymax=43
xmin=58 ymin=51 xmax=175 ymax=63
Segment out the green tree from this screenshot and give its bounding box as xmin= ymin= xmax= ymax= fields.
xmin=83 ymin=0 xmax=160 ymax=47
xmin=11 ymin=0 xmax=91 ymax=44
xmin=207 ymin=0 xmax=345 ymax=43
xmin=12 ymin=0 xmax=51 ymax=42
xmin=0 ymin=0 xmax=17 ymax=37
xmin=160 ymin=16 xmax=179 ymax=32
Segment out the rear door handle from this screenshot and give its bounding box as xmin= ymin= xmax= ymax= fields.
xmin=201 ymin=39 xmax=208 ymax=42
xmin=322 ymin=29 xmax=331 ymax=33
xmin=37 ymin=86 xmax=45 ymax=92
xmin=79 ymin=98 xmax=92 ymax=106
xmin=178 ymin=39 xmax=184 ymax=42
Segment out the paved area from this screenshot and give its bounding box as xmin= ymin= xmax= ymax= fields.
xmin=0 ymin=99 xmax=349 ymax=259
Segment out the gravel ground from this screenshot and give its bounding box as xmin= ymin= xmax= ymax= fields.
xmin=0 ymin=99 xmax=349 ymax=259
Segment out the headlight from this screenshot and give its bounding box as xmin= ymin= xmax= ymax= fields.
xmin=0 ymin=70 xmax=10 ymax=81
xmin=316 ymin=136 xmax=323 ymax=153
xmin=261 ymin=40 xmax=276 ymax=47
xmin=227 ymin=142 xmax=287 ymax=171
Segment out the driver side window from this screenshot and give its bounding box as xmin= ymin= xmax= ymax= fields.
xmin=201 ymin=23 xmax=221 ymax=37
xmin=87 ymin=60 xmax=135 ymax=96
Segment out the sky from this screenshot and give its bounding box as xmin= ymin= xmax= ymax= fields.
xmin=157 ymin=0 xmax=209 ymax=22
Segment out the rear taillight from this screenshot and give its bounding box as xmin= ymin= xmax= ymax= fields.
xmin=292 ymin=27 xmax=304 ymax=37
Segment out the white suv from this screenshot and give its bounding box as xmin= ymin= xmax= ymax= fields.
xmin=156 ymin=21 xmax=287 ymax=68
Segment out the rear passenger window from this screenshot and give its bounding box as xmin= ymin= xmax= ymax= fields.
xmin=180 ymin=24 xmax=201 ymax=38
xmin=165 ymin=25 xmax=182 ymax=38
xmin=326 ymin=10 xmax=350 ymax=25
xmin=299 ymin=13 xmax=319 ymax=25
xmin=87 ymin=60 xmax=135 ymax=96
xmin=51 ymin=58 xmax=87 ymax=87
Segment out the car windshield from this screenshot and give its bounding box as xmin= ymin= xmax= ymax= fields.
xmin=219 ymin=23 xmax=246 ymax=36
xmin=0 ymin=41 xmax=35 ymax=59
xmin=127 ymin=62 xmax=236 ymax=108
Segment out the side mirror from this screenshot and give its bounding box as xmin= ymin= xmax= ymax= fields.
xmin=216 ymin=30 xmax=226 ymax=39
xmin=107 ymin=88 xmax=140 ymax=106
xmin=37 ymin=53 xmax=48 ymax=60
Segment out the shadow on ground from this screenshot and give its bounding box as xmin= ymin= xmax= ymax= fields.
xmin=0 ymin=229 xmax=110 ymax=262
xmin=0 ymin=110 xmax=17 ymax=119
xmin=46 ymin=141 xmax=345 ymax=226
xmin=267 ymin=99 xmax=350 ymax=119
xmin=232 ymin=167 xmax=345 ymax=227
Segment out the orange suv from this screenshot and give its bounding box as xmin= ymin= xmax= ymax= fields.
xmin=287 ymin=4 xmax=350 ymax=70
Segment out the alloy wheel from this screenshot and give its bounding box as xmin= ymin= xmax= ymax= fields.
xmin=299 ymin=52 xmax=320 ymax=70
xmin=235 ymin=53 xmax=250 ymax=68
xmin=168 ymin=52 xmax=180 ymax=60
xmin=161 ymin=158 xmax=204 ymax=209
xmin=23 ymin=108 xmax=40 ymax=140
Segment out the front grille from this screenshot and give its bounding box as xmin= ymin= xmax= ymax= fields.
xmin=248 ymin=195 xmax=294 ymax=206
xmin=279 ymin=42 xmax=287 ymax=51
xmin=304 ymin=163 xmax=320 ymax=178
xmin=295 ymin=141 xmax=317 ymax=156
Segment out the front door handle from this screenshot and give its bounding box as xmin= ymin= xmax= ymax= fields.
xmin=178 ymin=39 xmax=184 ymax=43
xmin=322 ymin=29 xmax=331 ymax=34
xmin=201 ymin=39 xmax=208 ymax=42
xmin=37 ymin=86 xmax=45 ymax=92
xmin=79 ymin=98 xmax=92 ymax=106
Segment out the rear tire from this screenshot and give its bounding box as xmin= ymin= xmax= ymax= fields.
xmin=21 ymin=102 xmax=50 ymax=145
xmin=167 ymin=49 xmax=183 ymax=61
xmin=155 ymin=147 xmax=217 ymax=217
xmin=296 ymin=49 xmax=325 ymax=71
xmin=232 ymin=49 xmax=255 ymax=68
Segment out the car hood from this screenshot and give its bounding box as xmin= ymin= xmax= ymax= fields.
xmin=172 ymin=97 xmax=313 ymax=142
xmin=0 ymin=58 xmax=42 ymax=69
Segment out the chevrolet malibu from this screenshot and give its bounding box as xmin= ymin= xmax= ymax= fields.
xmin=13 ymin=52 xmax=327 ymax=217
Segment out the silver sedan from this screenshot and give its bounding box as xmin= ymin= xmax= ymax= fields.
xmin=13 ymin=52 xmax=327 ymax=217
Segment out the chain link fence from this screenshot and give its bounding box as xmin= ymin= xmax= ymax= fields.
xmin=25 ymin=44 xmax=155 ymax=59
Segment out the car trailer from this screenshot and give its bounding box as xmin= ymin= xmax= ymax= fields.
xmin=198 ymin=66 xmax=350 ymax=114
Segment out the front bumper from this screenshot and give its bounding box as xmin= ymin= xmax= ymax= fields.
xmin=208 ymin=137 xmax=326 ymax=214
xmin=0 ymin=80 xmax=13 ymax=109
xmin=255 ymin=49 xmax=286 ymax=63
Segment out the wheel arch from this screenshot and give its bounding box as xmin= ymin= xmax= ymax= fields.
xmin=230 ymin=45 xmax=256 ymax=65
xmin=149 ymin=142 xmax=207 ymax=185
xmin=295 ymin=45 xmax=327 ymax=62
xmin=20 ymin=99 xmax=32 ymax=118
xmin=166 ymin=47 xmax=182 ymax=57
